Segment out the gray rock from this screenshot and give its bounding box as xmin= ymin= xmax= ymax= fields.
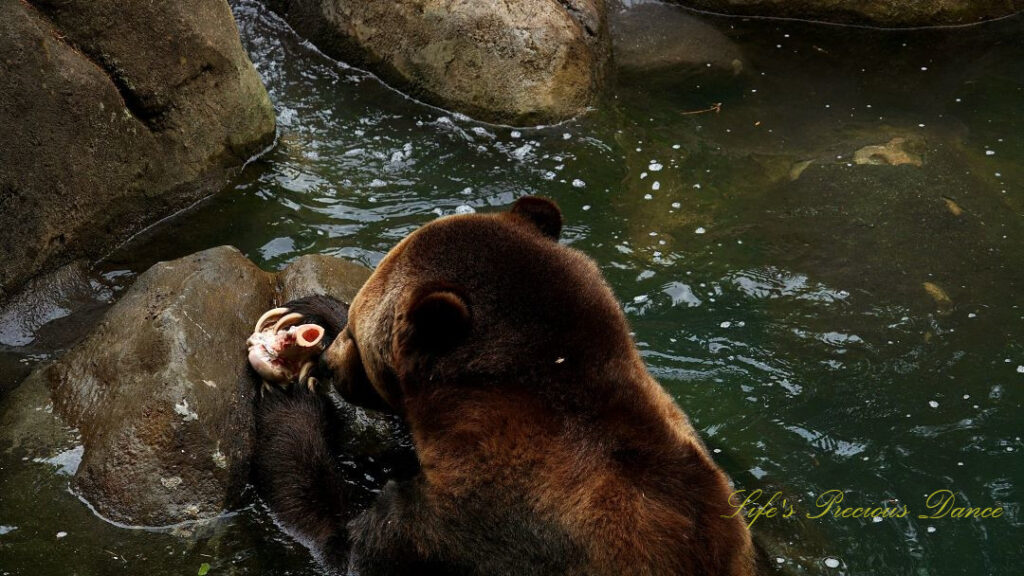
xmin=278 ymin=254 xmax=372 ymax=303
xmin=666 ymin=0 xmax=1023 ymax=26
xmin=0 ymin=0 xmax=276 ymax=302
xmin=264 ymin=0 xmax=609 ymax=124
xmin=29 ymin=246 xmax=370 ymax=526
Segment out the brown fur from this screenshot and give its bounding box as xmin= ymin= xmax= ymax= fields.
xmin=315 ymin=196 xmax=755 ymax=575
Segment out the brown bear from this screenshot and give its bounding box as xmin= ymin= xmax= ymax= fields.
xmin=252 ymin=196 xmax=755 ymax=575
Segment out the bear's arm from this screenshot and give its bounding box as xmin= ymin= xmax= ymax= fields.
xmin=347 ymin=479 xmax=462 ymax=575
xmin=347 ymin=478 xmax=579 ymax=576
xmin=254 ymin=385 xmax=354 ymax=566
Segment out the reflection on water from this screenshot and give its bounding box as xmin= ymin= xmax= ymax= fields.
xmin=1 ymin=1 xmax=1021 ymax=574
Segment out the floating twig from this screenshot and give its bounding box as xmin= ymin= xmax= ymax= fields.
xmin=680 ymin=102 xmax=722 ymax=116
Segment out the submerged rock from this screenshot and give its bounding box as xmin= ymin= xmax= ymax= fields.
xmin=789 ymin=160 xmax=816 ymax=181
xmin=0 ymin=262 xmax=109 ymax=349
xmin=263 ymin=0 xmax=609 ymax=124
xmin=26 ymin=247 xmax=371 ymax=526
xmin=922 ymin=281 xmax=954 ymax=315
xmin=610 ymin=1 xmax=744 ymax=75
xmin=0 ymin=0 xmax=276 ymax=303
xmin=666 ymin=0 xmax=1022 ymax=27
xmin=853 ymin=137 xmax=923 ymax=167
xmin=783 ymin=135 xmax=922 ymax=182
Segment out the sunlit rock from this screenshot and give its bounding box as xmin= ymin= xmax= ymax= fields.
xmin=262 ymin=0 xmax=609 ymax=124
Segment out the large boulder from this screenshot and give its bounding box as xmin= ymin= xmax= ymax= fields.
xmin=25 ymin=246 xmax=371 ymax=526
xmin=668 ymin=0 xmax=1022 ymax=26
xmin=0 ymin=0 xmax=276 ymax=303
xmin=264 ymin=0 xmax=609 ymax=124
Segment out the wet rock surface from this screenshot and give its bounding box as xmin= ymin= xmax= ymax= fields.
xmin=0 ymin=263 xmax=112 ymax=350
xmin=668 ymin=0 xmax=1023 ymax=26
xmin=0 ymin=0 xmax=276 ymax=302
xmin=262 ymin=0 xmax=609 ymax=124
xmin=23 ymin=246 xmax=373 ymax=526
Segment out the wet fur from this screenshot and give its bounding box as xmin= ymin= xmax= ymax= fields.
xmin=253 ymin=296 xmax=415 ymax=568
xmin=253 ymin=199 xmax=755 ymax=575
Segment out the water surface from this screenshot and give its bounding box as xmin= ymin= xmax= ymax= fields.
xmin=1 ymin=2 xmax=1021 ymax=574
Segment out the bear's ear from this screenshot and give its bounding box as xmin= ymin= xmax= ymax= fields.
xmin=401 ymin=288 xmax=471 ymax=355
xmin=510 ymin=196 xmax=562 ymax=240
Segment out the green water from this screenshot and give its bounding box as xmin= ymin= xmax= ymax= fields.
xmin=1 ymin=1 xmax=1022 ymax=574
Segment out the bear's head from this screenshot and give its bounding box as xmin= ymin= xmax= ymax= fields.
xmin=322 ymin=196 xmax=634 ymax=414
